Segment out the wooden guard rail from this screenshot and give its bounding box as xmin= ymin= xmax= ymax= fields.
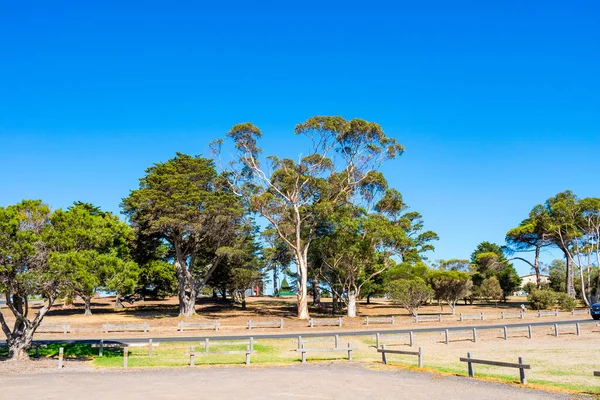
xmin=460 ymin=352 xmax=530 ymax=384
xmin=378 ymin=344 xmax=423 ymax=368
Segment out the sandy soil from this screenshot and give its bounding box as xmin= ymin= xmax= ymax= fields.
xmin=0 ymin=363 xmax=590 ymax=400
xmin=1 ymin=296 xmax=592 ymax=339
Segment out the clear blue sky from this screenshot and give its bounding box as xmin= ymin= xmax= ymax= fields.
xmin=1 ymin=1 xmax=599 ymax=275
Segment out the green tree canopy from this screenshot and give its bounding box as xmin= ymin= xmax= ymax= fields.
xmin=0 ymin=201 xmax=70 ymax=360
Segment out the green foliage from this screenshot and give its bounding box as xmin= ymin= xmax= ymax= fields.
xmin=206 ymin=225 xmax=263 ymax=308
xmin=0 ymin=200 xmax=84 ymax=359
xmin=435 ymin=259 xmax=471 ymax=272
xmin=427 ymin=271 xmax=472 ymax=313
xmin=523 ymin=282 xmax=537 ymax=294
xmin=122 ymin=153 xmax=245 ymax=316
xmin=548 ymin=259 xmax=566 ymax=292
xmin=527 ymin=289 xmax=556 ymax=310
xmin=47 ymin=202 xmax=138 ymax=313
xmin=280 ymin=277 xmax=293 ymax=293
xmin=555 ymin=292 xmax=576 ymax=311
xmin=385 ymin=278 xmax=433 ymax=317
xmin=477 ymin=276 xmax=503 ymax=303
xmin=470 ymin=241 xmax=519 ymax=301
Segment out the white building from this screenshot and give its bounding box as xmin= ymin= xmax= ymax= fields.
xmin=520 ymin=274 xmax=549 ymax=287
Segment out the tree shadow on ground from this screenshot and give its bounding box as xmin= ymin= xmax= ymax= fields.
xmin=0 ymin=341 xmax=124 ymax=362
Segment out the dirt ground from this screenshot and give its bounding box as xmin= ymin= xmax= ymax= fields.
xmin=2 ymin=295 xmax=592 ymax=339
xmin=0 ymin=363 xmax=590 ymax=400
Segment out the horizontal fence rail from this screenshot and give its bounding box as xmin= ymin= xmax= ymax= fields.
xmin=178 ymin=321 xmax=220 ymax=332
xmin=378 ymin=344 xmax=423 ymax=368
xmin=460 ymin=352 xmax=530 ymax=384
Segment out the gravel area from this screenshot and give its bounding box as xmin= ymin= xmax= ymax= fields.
xmin=0 ymin=362 xmax=591 ymax=399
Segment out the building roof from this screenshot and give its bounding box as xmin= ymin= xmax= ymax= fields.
xmin=519 ymin=274 xmax=549 ymax=279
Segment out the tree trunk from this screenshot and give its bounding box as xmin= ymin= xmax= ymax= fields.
xmin=347 ymin=291 xmax=357 ymax=318
xmin=0 ymin=295 xmax=54 ymax=362
xmin=565 ymin=252 xmax=576 ymax=298
xmin=273 ymin=267 xmax=279 ymax=297
xmin=220 ymin=288 xmax=227 ymax=301
xmin=83 ymin=295 xmax=92 ymax=316
xmin=366 ymin=294 xmax=371 ymax=305
xmin=332 ymin=291 xmax=339 ymax=313
xmin=312 ymin=278 xmax=321 ymax=306
xmin=534 ymin=245 xmax=541 ymax=289
xmin=7 ymin=336 xmax=32 ymax=361
xmin=175 ymin=247 xmax=197 ymax=317
xmin=294 ymin=250 xmax=310 ymax=319
xmin=114 ymin=296 xmax=123 ymax=309
xmin=212 ymin=289 xmax=218 ymax=299
xmin=449 ymin=302 xmax=456 ymax=315
xmin=241 ymin=292 xmax=246 ymax=310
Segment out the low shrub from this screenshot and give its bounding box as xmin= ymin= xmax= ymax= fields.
xmin=527 ymin=289 xmax=556 ymax=310
xmin=555 ymin=292 xmax=576 ymax=311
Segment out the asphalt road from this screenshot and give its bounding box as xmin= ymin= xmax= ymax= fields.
xmin=0 ymin=363 xmax=589 ymax=399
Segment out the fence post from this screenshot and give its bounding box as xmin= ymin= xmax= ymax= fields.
xmin=178 ymin=321 xmax=183 ymax=332
xmin=347 ymin=343 xmax=352 ymax=361
xmin=335 ymin=334 xmax=339 ymax=348
xmin=554 ymin=309 xmax=558 ymax=317
xmin=375 ymin=333 xmax=380 ymax=349
xmin=381 ymin=344 xmax=387 ymax=365
xmin=409 ymin=331 xmax=414 ymax=347
xmin=503 ymin=326 xmax=508 ymax=340
xmin=576 ymin=322 xmax=580 ymax=336
xmin=189 ymin=345 xmax=195 ymax=366
xmin=444 ymin=329 xmax=449 ymax=345
xmin=418 ymin=346 xmax=423 ymax=368
xmin=250 ymin=337 xmax=254 ymax=351
xmin=366 ymin=316 xmax=369 ymax=325
xmin=298 ymin=335 xmax=303 ymax=350
xmin=481 ymin=312 xmax=485 ymax=320
xmin=338 ymin=317 xmax=342 ymax=327
xmin=519 ymin=356 xmax=527 ymax=385
xmin=280 ymin=318 xmax=284 ymax=329
xmin=554 ymin=323 xmax=559 ymax=337
xmin=309 ymin=318 xmax=314 ymax=328
xmin=215 ymin=321 xmax=220 ymax=331
xmin=148 ymin=339 xmax=153 ymax=357
xmin=459 ymin=313 xmax=463 ymax=322
xmin=301 ymin=344 xmax=306 ymax=363
xmin=144 ymin=323 xmax=148 ymax=333
xmin=246 ymin=345 xmax=251 ymax=365
xmin=466 ymin=352 xmax=474 ymax=378
xmin=58 ymin=347 xmax=64 ymax=369
xmin=247 ymin=320 xmax=252 ymax=330
xmin=520 ymin=311 xmax=524 ymax=319
xmin=391 ymin=316 xmax=395 ymax=325
xmin=205 ymin=338 xmax=209 ymax=353
xmin=501 ymin=312 xmax=505 ymax=320
xmin=99 ymin=339 xmax=103 ymax=357
xmin=123 ymin=346 xmax=128 ymax=369
xmin=34 ymin=343 xmax=39 ymax=359
xmin=537 ymin=310 xmax=541 ymax=318
xmin=439 ymin=314 xmax=443 ymax=322
xmin=528 ymin=325 xmax=533 ymax=339
xmin=473 ymin=328 xmax=478 ymax=343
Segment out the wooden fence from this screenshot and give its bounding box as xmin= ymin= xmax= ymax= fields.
xmin=460 ymin=352 xmax=530 ymax=384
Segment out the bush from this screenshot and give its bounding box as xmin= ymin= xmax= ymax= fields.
xmin=555 ymin=292 xmax=576 ymax=311
xmin=522 ymin=282 xmax=537 ymax=295
xmin=527 ymin=289 xmax=556 ymax=310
